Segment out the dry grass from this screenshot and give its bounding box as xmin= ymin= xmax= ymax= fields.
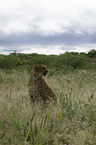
xmin=0 ymin=69 xmax=96 ymax=144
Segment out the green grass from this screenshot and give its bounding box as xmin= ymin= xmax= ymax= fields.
xmin=0 ymin=69 xmax=96 ymax=145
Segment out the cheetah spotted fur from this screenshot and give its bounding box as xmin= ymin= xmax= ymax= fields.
xmin=28 ymin=64 xmax=57 ymax=103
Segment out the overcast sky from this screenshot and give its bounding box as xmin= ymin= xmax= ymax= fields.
xmin=0 ymin=0 xmax=96 ymax=55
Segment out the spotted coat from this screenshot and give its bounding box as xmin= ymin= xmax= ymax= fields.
xmin=28 ymin=64 xmax=57 ymax=103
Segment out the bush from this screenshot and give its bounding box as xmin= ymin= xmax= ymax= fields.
xmin=0 ymin=55 xmax=22 ymax=69
xmin=87 ymin=49 xmax=96 ymax=58
xmin=56 ymin=54 xmax=86 ymax=69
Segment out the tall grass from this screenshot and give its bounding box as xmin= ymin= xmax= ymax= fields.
xmin=0 ymin=69 xmax=96 ymax=144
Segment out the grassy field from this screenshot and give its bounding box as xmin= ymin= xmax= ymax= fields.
xmin=0 ymin=68 xmax=96 ymax=145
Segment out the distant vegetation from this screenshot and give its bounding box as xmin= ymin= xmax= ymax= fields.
xmin=0 ymin=49 xmax=96 ymax=72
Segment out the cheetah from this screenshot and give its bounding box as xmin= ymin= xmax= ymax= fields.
xmin=28 ymin=64 xmax=57 ymax=103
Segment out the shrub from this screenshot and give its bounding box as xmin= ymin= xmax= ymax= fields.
xmin=0 ymin=55 xmax=22 ymax=69
xmin=87 ymin=49 xmax=96 ymax=58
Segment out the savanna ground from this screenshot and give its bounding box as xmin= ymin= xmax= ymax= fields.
xmin=0 ymin=50 xmax=96 ymax=145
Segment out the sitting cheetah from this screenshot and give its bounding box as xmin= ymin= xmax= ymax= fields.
xmin=28 ymin=64 xmax=57 ymax=103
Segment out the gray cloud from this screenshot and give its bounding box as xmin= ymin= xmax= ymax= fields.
xmin=0 ymin=31 xmax=96 ymax=46
xmin=0 ymin=30 xmax=96 ymax=55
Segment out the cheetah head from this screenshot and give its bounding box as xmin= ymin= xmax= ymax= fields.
xmin=34 ymin=64 xmax=49 ymax=77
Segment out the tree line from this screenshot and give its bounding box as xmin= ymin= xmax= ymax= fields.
xmin=0 ymin=49 xmax=96 ymax=71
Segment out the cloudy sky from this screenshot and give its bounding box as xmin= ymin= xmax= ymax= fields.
xmin=0 ymin=0 xmax=96 ymax=55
